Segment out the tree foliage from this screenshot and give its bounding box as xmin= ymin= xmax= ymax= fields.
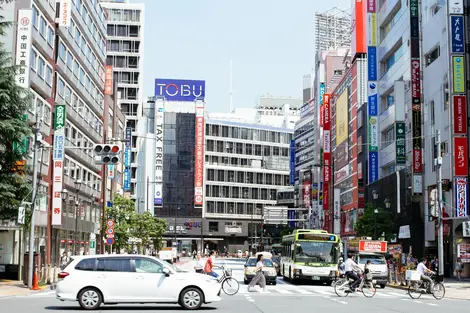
xmin=105 ymin=194 xmax=167 ymax=253
xmin=355 ymin=202 xmax=395 ymax=240
xmin=0 ymin=2 xmax=33 ymax=219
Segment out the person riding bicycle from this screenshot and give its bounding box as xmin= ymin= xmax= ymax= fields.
xmin=417 ymin=258 xmax=435 ymax=291
xmin=204 ymin=250 xmax=220 ymax=278
xmin=344 ymin=253 xmax=363 ymax=291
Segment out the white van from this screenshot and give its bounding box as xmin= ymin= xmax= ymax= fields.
xmin=53 ymin=254 xmax=221 ymax=310
xmin=356 ymin=252 xmax=388 ymax=288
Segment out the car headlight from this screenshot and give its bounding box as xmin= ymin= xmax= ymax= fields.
xmin=381 ymin=270 xmax=388 ymax=275
xmin=329 ymin=270 xmax=337 ymax=277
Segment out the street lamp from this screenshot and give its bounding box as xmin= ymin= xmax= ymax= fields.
xmin=372 ymin=190 xmax=378 ymax=200
xmin=374 ymin=208 xmax=378 ymax=240
xmin=384 ymin=198 xmax=391 ymax=209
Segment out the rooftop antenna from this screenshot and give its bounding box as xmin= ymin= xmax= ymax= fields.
xmin=229 ymin=60 xmax=233 ymax=113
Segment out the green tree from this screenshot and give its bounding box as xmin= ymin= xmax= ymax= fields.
xmin=0 ymin=1 xmax=33 ymax=219
xmin=355 ymin=202 xmax=395 ymax=240
xmin=105 ymin=194 xmax=136 ymax=252
xmin=130 ymin=211 xmax=167 ymax=253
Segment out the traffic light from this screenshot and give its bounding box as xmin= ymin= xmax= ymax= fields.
xmin=93 ymin=144 xmax=121 ymax=164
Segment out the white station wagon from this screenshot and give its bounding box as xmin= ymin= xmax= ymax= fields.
xmin=54 ymin=254 xmax=221 ymax=310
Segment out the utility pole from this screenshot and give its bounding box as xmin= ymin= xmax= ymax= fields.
xmin=436 ymin=129 xmax=444 ymax=277
xmin=27 ymin=108 xmax=42 ymax=289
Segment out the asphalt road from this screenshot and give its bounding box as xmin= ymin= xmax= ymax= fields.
xmin=1 ymin=259 xmax=468 ymax=312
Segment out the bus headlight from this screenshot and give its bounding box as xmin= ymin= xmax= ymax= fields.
xmin=330 ymin=270 xmax=337 ymax=277
xmin=293 ymin=269 xmax=302 ymax=275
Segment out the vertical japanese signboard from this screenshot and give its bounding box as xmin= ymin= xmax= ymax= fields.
xmin=322 ymin=94 xmax=330 ymax=211
xmin=123 ymin=127 xmax=131 ymax=191
xmin=52 ymin=105 xmax=66 ymax=225
xmin=104 ymin=66 xmax=113 ymax=95
xmin=194 ymin=102 xmax=205 ymax=206
xmin=15 ymin=10 xmax=32 ymax=88
xmin=449 ymin=1 xmax=468 ymax=211
xmin=154 ymin=103 xmax=164 ymax=206
xmin=289 ymin=140 xmax=295 ymax=185
xmin=409 ymin=0 xmax=422 ymax=194
xmin=395 ymin=122 xmax=406 ymax=164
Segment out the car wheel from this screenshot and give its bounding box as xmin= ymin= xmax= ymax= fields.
xmin=272 ymin=281 xmax=277 ymax=286
xmin=380 ymin=284 xmax=386 ymax=289
xmin=179 ymin=287 xmax=203 ymax=310
xmin=78 ymin=288 xmax=102 ymax=310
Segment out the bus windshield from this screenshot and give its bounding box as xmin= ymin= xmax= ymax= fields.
xmin=294 ymin=241 xmax=338 ymax=264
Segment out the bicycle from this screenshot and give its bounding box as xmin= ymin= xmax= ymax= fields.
xmin=334 ymin=272 xmax=376 ymax=298
xmin=216 ymin=266 xmax=240 ymax=295
xmin=408 ymin=273 xmax=445 ymax=300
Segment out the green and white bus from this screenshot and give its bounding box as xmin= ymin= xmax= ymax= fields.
xmin=280 ymin=229 xmax=341 ymax=285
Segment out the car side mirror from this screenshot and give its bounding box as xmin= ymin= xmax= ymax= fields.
xmin=162 ymin=268 xmax=171 ymax=277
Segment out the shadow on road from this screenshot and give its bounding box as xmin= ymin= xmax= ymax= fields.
xmin=45 ymin=305 xmax=218 ymax=311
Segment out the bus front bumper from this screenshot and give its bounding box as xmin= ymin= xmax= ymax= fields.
xmin=292 ymin=270 xmax=337 ymax=282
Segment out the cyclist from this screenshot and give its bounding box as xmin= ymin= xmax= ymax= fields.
xmin=417 ymin=258 xmax=435 ymax=291
xmin=344 ymin=253 xmax=362 ymax=291
xmin=204 ymin=250 xmax=219 ymax=278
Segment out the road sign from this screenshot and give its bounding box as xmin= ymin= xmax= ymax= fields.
xmin=18 ymin=206 xmax=25 ymax=224
xmin=106 ymin=237 xmax=114 ymax=245
xmin=106 ymin=234 xmax=114 ymax=238
xmin=107 ymin=219 xmax=114 ymax=228
xmin=107 ymin=228 xmax=114 ymax=235
xmin=90 ymin=241 xmax=95 ymax=249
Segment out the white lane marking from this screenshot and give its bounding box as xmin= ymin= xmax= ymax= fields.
xmin=375 ymin=292 xmax=393 ymax=297
xmin=324 ymin=295 xmax=347 ymax=305
xmin=427 ymin=303 xmax=438 ymax=306
xmin=388 ymin=292 xmax=408 ymax=297
xmin=276 ymin=289 xmax=291 ymax=294
xmin=296 ymin=289 xmax=311 ymax=294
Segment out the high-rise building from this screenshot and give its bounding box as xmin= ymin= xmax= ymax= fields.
xmin=100 ymin=0 xmax=145 ymax=199
xmin=0 ymin=0 xmax=110 ymax=277
xmin=314 ymin=7 xmax=351 ymax=53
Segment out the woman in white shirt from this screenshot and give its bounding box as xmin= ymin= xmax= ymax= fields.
xmin=248 ymin=254 xmax=267 ymax=292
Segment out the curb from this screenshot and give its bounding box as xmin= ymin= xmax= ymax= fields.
xmin=387 ymin=284 xmax=408 ymax=290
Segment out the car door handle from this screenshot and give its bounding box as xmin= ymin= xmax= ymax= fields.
xmin=97 ymin=275 xmax=107 ymax=279
xmin=136 ymin=275 xmax=145 ymax=279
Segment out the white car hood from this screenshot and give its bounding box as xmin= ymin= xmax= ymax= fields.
xmin=173 ymin=271 xmax=218 ymax=282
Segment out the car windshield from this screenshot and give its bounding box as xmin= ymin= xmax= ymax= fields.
xmin=358 ymin=255 xmax=386 ymax=265
xmin=272 ymin=256 xmax=280 ymax=263
xmin=246 ymin=258 xmax=274 ymax=267
xmin=294 ymin=241 xmax=338 ymax=264
xmin=151 ymin=257 xmax=186 ymax=272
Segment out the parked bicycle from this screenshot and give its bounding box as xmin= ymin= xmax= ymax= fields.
xmin=217 ymin=266 xmax=240 ymax=295
xmin=408 ymin=273 xmax=445 ymax=300
xmin=334 ymin=273 xmax=376 ymax=298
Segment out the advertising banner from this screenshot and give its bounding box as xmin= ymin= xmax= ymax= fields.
xmin=320 ymin=105 xmax=324 ymax=127
xmin=453 ymin=95 xmax=467 ymax=134
xmin=455 ymin=178 xmax=468 ymax=217
xmin=333 ymin=188 xmax=341 ymax=234
xmin=369 ymin=151 xmax=378 ymax=183
xmin=323 ymin=94 xmax=331 ymax=129
xmin=395 ymin=122 xmax=406 ymax=164
xmin=359 ymin=240 xmax=387 ymax=253
xmin=123 ymin=127 xmax=132 ymax=191
xmin=104 ymin=66 xmax=113 ymax=95
xmin=412 ymin=110 xmax=422 ymax=173
xmin=411 ymin=60 xmax=421 ymax=107
xmin=319 ymin=83 xmax=325 ymax=105
xmin=457 ymin=243 xmax=470 ymax=263
xmin=451 ymin=16 xmax=465 ymax=53
xmin=52 ymin=105 xmax=66 ymax=226
xmin=303 ymin=181 xmax=311 ymax=208
xmin=323 ymin=93 xmax=331 ymax=185
xmin=15 ymin=10 xmax=32 ymax=88
xmin=154 ymin=103 xmax=164 ymax=206
xmin=454 ymin=137 xmax=468 ymax=176
xmin=367 ymin=0 xmax=376 ymax=12
xmin=289 ymin=140 xmax=295 ymax=185
xmin=336 ymin=91 xmax=348 ymax=145
xmin=288 ymin=210 xmax=296 ymax=228
xmin=367 ymin=13 xmax=377 ymax=46
xmin=323 ymin=182 xmax=329 ymax=211
xmin=59 ymin=0 xmax=72 ymax=27
xmin=194 ymin=102 xmax=205 ymax=206
xmin=155 ymin=79 xmax=205 ymax=102
xmin=367 ymin=46 xmax=377 ymax=81
xmin=368 ymin=94 xmax=378 ymax=150
xmin=453 ymin=56 xmax=466 ymax=93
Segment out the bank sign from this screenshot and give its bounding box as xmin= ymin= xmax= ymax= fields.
xmin=155 ymin=79 xmax=205 ymax=102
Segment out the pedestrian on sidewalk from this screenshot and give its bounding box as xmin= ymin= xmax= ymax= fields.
xmin=455 ymin=258 xmax=463 ymax=281
xmin=248 ymin=254 xmax=267 ymax=293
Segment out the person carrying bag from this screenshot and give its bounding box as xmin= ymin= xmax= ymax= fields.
xmin=248 ymin=254 xmax=267 ymax=292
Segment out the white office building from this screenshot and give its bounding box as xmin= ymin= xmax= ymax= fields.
xmin=100 ymin=0 xmax=145 ymax=198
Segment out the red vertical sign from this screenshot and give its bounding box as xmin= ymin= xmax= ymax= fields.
xmin=453 ymin=95 xmax=468 ymax=135
xmin=323 ymin=183 xmax=329 ymax=211
xmin=104 ymin=65 xmax=113 ymax=95
xmin=322 ymin=94 xmax=331 ymax=211
xmin=454 ymin=137 xmax=469 ymax=177
xmin=194 ymin=103 xmax=205 ymax=206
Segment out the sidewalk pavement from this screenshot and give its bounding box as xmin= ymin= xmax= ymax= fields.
xmin=0 ymin=280 xmax=48 ymax=298
xmin=387 ymin=279 xmax=470 ymax=300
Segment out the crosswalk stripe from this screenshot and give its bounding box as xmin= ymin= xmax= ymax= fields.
xmin=276 ymin=289 xmax=291 ymax=294
xmin=296 ymin=289 xmax=311 ymax=294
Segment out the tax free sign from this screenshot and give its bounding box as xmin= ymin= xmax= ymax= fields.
xmin=155 ymin=78 xmax=205 ymax=102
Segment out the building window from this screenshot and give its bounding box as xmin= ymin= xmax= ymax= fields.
xmin=444 ymin=82 xmax=449 ymax=110
xmin=45 ymin=66 xmax=52 ymax=86
xmin=47 ymin=26 xmax=54 ymax=47
xmin=37 ymin=57 xmax=45 ymax=78
xmin=430 ymin=100 xmax=435 ymax=125
xmin=30 ymin=50 xmax=37 ymax=71
xmin=381 ymin=42 xmax=404 ymax=75
xmin=39 ymin=16 xmax=46 ymax=37
xmin=425 ymin=46 xmax=440 ymax=67
xmin=59 ymin=42 xmax=66 ymax=61
xmin=382 ymin=127 xmax=394 ymax=148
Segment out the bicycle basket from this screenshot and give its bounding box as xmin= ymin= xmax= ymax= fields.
xmin=224 ymin=268 xmax=232 ymax=277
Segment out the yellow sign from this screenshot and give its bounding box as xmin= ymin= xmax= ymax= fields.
xmin=369 ymin=13 xmax=377 ymax=46
xmin=453 ymin=56 xmax=466 ymax=93
xmin=336 ymin=90 xmax=348 ymax=145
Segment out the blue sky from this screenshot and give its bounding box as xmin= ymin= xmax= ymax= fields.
xmin=131 ymin=0 xmax=349 ymax=112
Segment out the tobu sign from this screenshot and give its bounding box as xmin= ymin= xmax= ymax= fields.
xmin=194 ymin=102 xmax=205 ymax=206
xmin=359 ymin=240 xmax=387 ymax=253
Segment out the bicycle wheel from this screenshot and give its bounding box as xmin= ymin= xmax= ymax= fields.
xmin=222 ymin=277 xmax=240 ymax=295
xmin=408 ymin=282 xmax=422 ymax=299
xmin=334 ymin=279 xmax=350 ymax=297
xmin=362 ymin=280 xmax=376 ymax=298
xmin=432 ymin=282 xmax=445 ymax=300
